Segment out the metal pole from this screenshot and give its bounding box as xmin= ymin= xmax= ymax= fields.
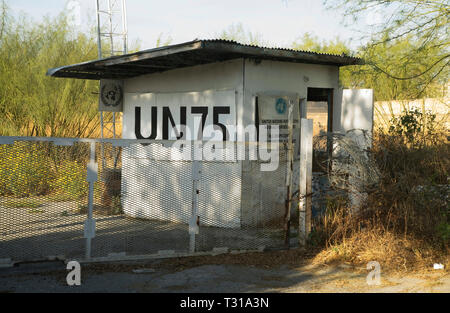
xmin=95 ymin=0 xmax=102 ymax=58
xmin=85 ymin=185 xmax=94 ymax=259
xmin=122 ymin=0 xmax=128 ymax=54
xmin=100 ymin=111 xmax=106 ymax=169
xmin=85 ymin=142 xmax=98 ymax=260
xmin=190 ymin=158 xmax=200 ymax=253
xmin=298 ymin=118 xmax=313 ymax=246
xmin=96 ymin=0 xmax=105 ymax=170
xmin=113 ymin=112 xmax=116 ymax=139
xmin=112 ymin=111 xmax=117 ymax=168
xmin=284 ymin=100 xmax=294 ymax=248
xmin=107 ymin=0 xmax=114 ymax=56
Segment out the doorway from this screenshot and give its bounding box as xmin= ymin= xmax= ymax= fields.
xmin=305 ymin=88 xmax=333 ymax=172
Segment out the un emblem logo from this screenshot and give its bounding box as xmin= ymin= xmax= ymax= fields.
xmin=101 ymin=82 xmax=123 ymax=107
xmin=275 ymin=98 xmax=287 ymax=114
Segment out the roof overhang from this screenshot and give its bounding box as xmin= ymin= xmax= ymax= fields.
xmin=47 ymin=39 xmax=364 ymax=80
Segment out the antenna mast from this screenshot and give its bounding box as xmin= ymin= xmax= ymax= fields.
xmin=96 ymin=0 xmax=128 ymax=58
xmin=95 ymin=0 xmax=128 ymax=166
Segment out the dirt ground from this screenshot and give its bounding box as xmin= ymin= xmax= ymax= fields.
xmin=1 ymin=251 xmax=448 ymax=293
xmin=1 ymin=198 xmax=448 ymax=293
xmin=0 ymin=198 xmax=284 ymax=262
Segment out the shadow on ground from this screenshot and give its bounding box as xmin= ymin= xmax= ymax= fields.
xmin=1 ymin=253 xmax=448 ymax=293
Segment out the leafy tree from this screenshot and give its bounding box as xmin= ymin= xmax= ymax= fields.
xmin=341 ymin=36 xmax=449 ymax=100
xmin=0 ymin=0 xmax=6 ymax=40
xmin=291 ymin=31 xmax=448 ymax=100
xmin=388 ymin=109 xmax=437 ymax=147
xmin=217 ymin=22 xmax=265 ymax=46
xmin=155 ymin=32 xmax=173 ymax=47
xmin=292 ymin=33 xmax=351 ymax=55
xmin=325 ymin=0 xmax=450 ymax=99
xmin=0 ymin=4 xmax=100 ymax=137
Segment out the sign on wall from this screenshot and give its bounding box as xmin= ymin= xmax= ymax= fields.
xmin=258 ymin=95 xmax=299 ymax=148
xmin=120 ymin=90 xmax=241 ymax=227
xmin=99 ymin=79 xmax=124 ymax=112
xmin=122 ymin=90 xmax=237 ymax=141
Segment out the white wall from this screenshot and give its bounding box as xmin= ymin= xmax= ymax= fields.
xmin=121 ymin=59 xmax=245 ymax=228
xmin=241 ymin=60 xmax=340 ymax=227
xmin=332 ymin=89 xmax=374 ymax=212
xmin=122 ymin=90 xmax=237 ymax=141
xmin=243 ymin=59 xmax=340 ymax=129
xmin=374 ymin=98 xmax=449 ymax=130
xmin=338 ymin=89 xmax=374 ymax=134
xmin=120 ymin=58 xmax=344 ymax=228
xmin=124 ymin=59 xmax=244 ymax=94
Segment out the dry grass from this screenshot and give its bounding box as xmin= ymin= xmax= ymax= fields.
xmin=312 ymin=227 xmax=449 ymax=273
xmin=310 ymin=127 xmax=449 ymax=273
xmin=83 ymin=125 xmax=449 ymax=275
xmin=2 ymin=198 xmax=42 ymax=209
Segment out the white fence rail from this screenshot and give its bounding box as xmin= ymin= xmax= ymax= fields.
xmin=0 ymin=129 xmax=313 ymax=263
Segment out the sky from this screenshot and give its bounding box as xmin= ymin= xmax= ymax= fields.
xmin=8 ymin=0 xmax=375 ymax=51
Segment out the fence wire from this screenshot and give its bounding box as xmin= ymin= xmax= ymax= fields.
xmin=0 ymin=137 xmax=301 ymax=262
xmin=0 ymin=141 xmax=89 ymax=261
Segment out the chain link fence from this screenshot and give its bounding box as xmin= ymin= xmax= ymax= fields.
xmin=0 ymin=136 xmax=309 ymax=263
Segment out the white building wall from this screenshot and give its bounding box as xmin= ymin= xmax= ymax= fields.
xmin=120 ymin=57 xmax=343 ymax=228
xmin=121 ymin=59 xmax=245 ymax=228
xmin=241 ymin=60 xmax=340 ymax=227
xmin=124 ymin=59 xmax=245 ymax=93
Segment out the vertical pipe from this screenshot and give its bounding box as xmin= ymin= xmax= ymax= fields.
xmin=100 ymin=111 xmax=103 ymax=139
xmin=85 ymin=182 xmax=94 ymax=260
xmin=96 ymin=0 xmax=104 ymax=172
xmin=298 ymin=118 xmax=313 ymax=246
xmin=85 ymin=142 xmax=96 ymax=260
xmin=284 ymin=100 xmax=294 ymax=248
xmin=100 ymin=111 xmax=105 ymax=169
xmin=305 ymin=131 xmax=313 ymax=237
xmin=113 ymin=112 xmax=116 ymax=139
xmin=107 ymin=0 xmax=114 ymax=56
xmin=95 ymin=0 xmax=102 ymax=58
xmin=122 ymin=0 xmax=128 ymax=54
xmin=190 ymin=158 xmax=200 ymax=253
xmin=113 ymin=112 xmax=117 ymax=168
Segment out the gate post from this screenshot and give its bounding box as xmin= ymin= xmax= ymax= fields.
xmin=284 ymin=100 xmax=295 ymax=248
xmin=298 ymin=118 xmax=313 ymax=246
xmin=189 ymin=142 xmax=201 ymax=253
xmin=85 ymin=141 xmax=98 ymax=259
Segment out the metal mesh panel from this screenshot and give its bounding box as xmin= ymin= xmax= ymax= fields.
xmin=0 ymin=141 xmax=89 ymax=261
xmin=195 ymin=143 xmax=289 ymax=252
xmin=194 ymin=158 xmax=242 ymax=251
xmin=0 ymin=137 xmax=300 ymax=262
xmin=91 ymin=141 xmax=191 ymax=257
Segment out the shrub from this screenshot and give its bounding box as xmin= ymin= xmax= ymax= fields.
xmin=311 ymin=109 xmax=449 ymax=270
xmin=110 ymin=196 xmax=123 ymax=215
xmin=0 ymin=142 xmax=53 ymax=197
xmin=0 ymin=142 xmax=89 ymax=200
xmin=388 ymin=109 xmax=439 ymax=147
xmin=50 ymin=159 xmax=88 ymax=199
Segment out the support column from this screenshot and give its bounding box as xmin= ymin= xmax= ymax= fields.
xmin=85 ymin=142 xmax=98 ymax=259
xmin=189 ymin=150 xmax=201 ymax=253
xmin=298 ymin=118 xmax=313 ymax=246
xmin=284 ymin=100 xmax=295 ymax=248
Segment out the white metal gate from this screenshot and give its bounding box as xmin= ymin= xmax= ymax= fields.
xmin=0 ymin=128 xmax=313 ymax=263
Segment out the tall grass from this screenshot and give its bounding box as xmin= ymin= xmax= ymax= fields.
xmin=311 ymin=111 xmax=449 ymax=271
xmin=0 ymin=142 xmax=89 ymax=199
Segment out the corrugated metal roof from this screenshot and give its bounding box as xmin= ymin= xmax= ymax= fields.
xmin=47 ymin=39 xmax=363 ymax=80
